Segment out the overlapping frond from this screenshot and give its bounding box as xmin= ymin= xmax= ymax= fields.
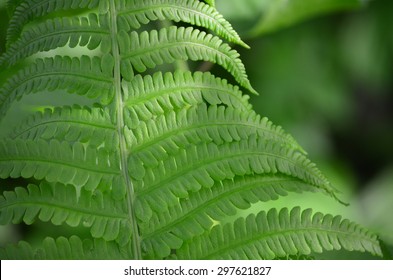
xmin=174 ymin=207 xmax=382 ymax=259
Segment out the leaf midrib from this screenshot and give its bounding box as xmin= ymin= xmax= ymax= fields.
xmin=0 ymin=157 xmax=119 ymax=175
xmin=11 ymin=119 xmax=115 ymax=140
xmin=1 ymin=200 xmax=128 ymax=220
xmin=109 ymin=0 xmax=142 ymax=260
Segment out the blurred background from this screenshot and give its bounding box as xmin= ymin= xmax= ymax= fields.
xmin=0 ymin=0 xmax=392 ymax=259
xmin=215 ymin=0 xmax=393 ymax=259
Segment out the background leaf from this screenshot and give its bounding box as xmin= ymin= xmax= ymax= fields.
xmin=217 ymin=0 xmax=367 ymax=38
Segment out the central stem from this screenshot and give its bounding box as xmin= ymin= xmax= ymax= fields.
xmin=109 ymin=0 xmax=142 ymax=259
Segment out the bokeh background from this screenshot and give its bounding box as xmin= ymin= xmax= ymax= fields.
xmin=216 ymin=0 xmax=393 ymax=259
xmin=0 ymin=0 xmax=392 ymax=259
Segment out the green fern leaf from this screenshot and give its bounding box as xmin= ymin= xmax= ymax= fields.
xmin=0 ymin=139 xmax=122 ymax=194
xmin=116 ymin=0 xmax=247 ymax=48
xmin=9 ymin=106 xmax=117 ymax=149
xmin=0 ymin=236 xmax=130 ymax=260
xmin=131 ymin=135 xmax=336 ymax=222
xmin=141 ymin=175 xmax=318 ymax=259
xmin=123 ymin=71 xmax=252 ymax=123
xmin=0 ymin=0 xmax=382 ymax=260
xmin=5 ymin=0 xmax=100 ymax=49
xmin=1 ymin=13 xmax=110 ymax=68
xmin=0 ymin=182 xmax=130 ymax=244
xmin=174 ymin=207 xmax=382 ymax=259
xmin=127 ymin=104 xmax=305 ymax=158
xmin=118 ymin=26 xmax=257 ymax=94
xmin=0 ymin=55 xmax=115 ymax=116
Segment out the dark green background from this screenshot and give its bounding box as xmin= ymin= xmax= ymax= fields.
xmin=218 ymin=0 xmax=393 ymax=259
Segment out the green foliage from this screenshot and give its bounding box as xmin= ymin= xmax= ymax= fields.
xmin=0 ymin=0 xmax=382 ymax=259
xmin=249 ymin=0 xmax=366 ymax=36
xmin=175 ymin=207 xmax=381 ymax=259
xmin=217 ymin=0 xmax=367 ymax=37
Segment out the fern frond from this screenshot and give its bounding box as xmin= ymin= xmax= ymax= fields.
xmin=123 ymin=71 xmax=251 ymax=124
xmin=127 ymin=104 xmax=305 ymax=167
xmin=116 ymin=0 xmax=248 ymax=48
xmin=118 ymin=26 xmax=257 ymax=94
xmin=0 ymin=14 xmax=111 ymax=66
xmin=0 ymin=139 xmax=121 ymax=193
xmin=0 ymin=236 xmax=130 ymax=260
xmin=5 ymin=0 xmax=101 ymax=50
xmin=0 ymin=0 xmax=382 ymax=260
xmin=9 ymin=106 xmax=117 ymax=150
xmin=141 ymin=175 xmax=317 ymax=259
xmin=0 ymin=55 xmax=115 ymax=116
xmin=174 ymin=207 xmax=382 ymax=259
xmin=0 ymin=182 xmax=130 ymax=244
xmin=1 ymin=13 xmax=110 ymax=68
xmin=132 ymin=136 xmax=335 ymax=220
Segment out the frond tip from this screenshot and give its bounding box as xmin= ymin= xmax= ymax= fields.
xmin=118 ymin=26 xmax=257 ymax=94
xmin=116 ymin=0 xmax=247 ymax=48
xmin=174 ymin=207 xmax=382 ymax=259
